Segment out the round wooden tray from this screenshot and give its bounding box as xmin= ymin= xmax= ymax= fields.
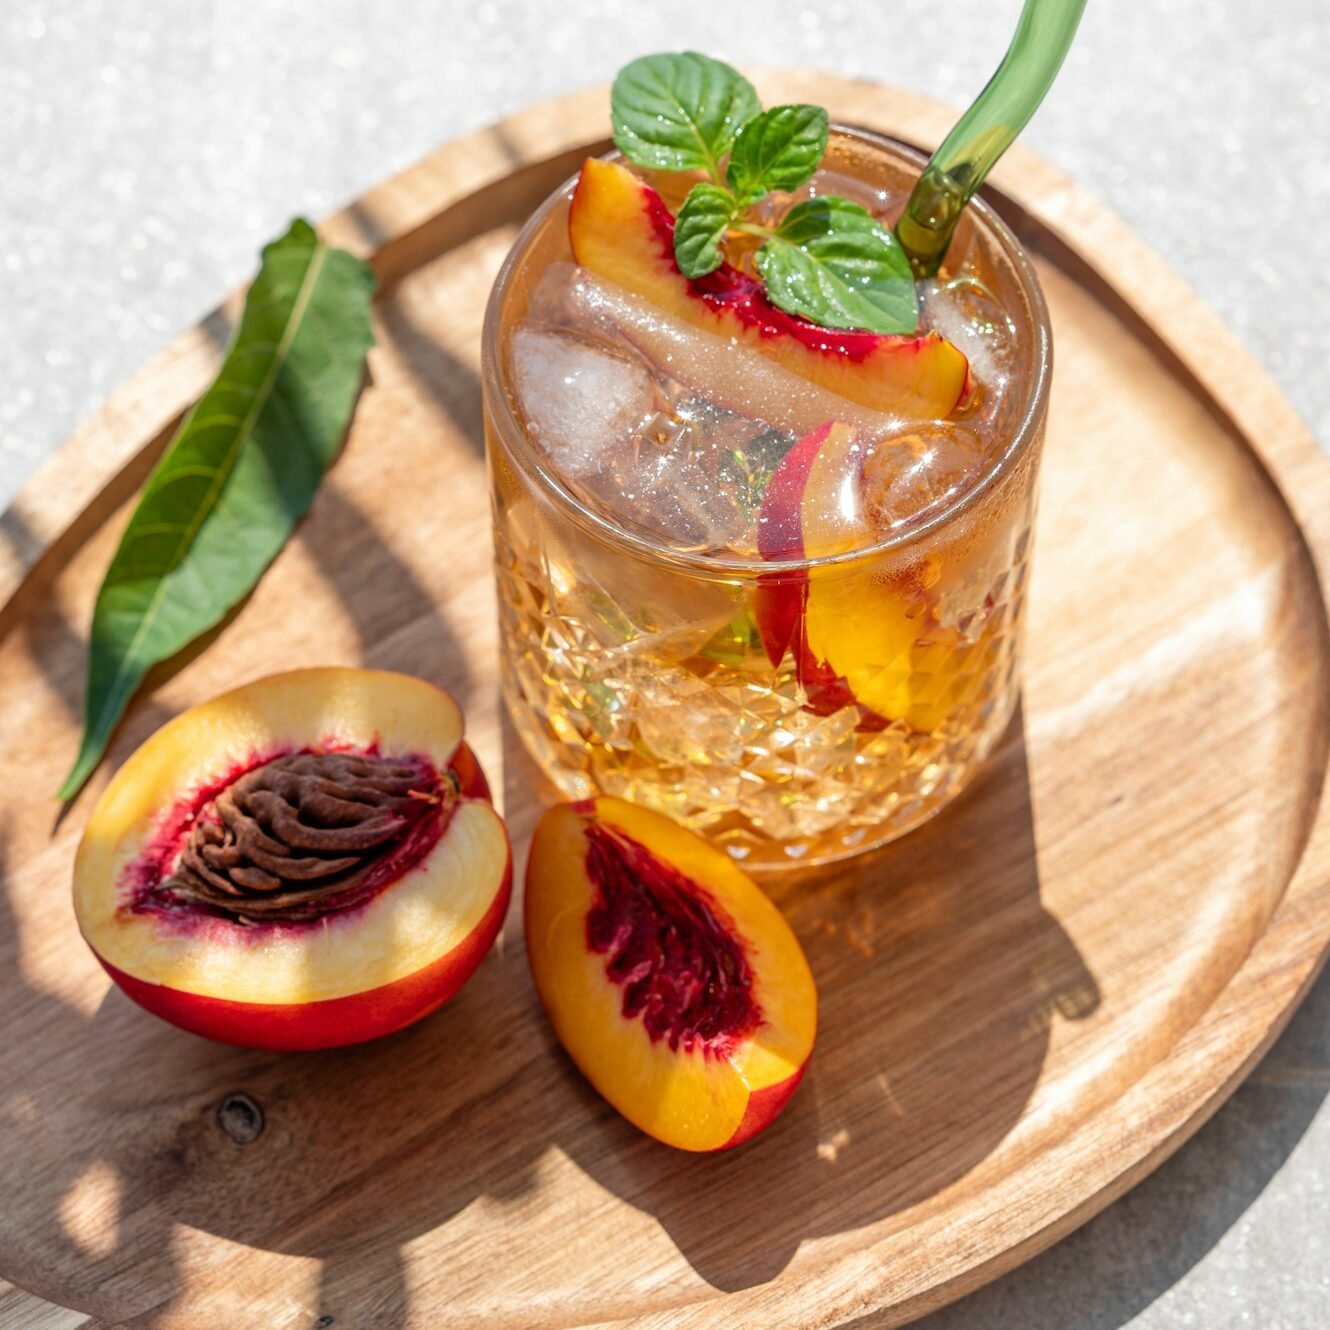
xmin=3 ymin=73 xmax=1329 ymax=1330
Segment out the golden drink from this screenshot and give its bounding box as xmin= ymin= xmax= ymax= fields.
xmin=483 ymin=128 xmax=1050 ymax=869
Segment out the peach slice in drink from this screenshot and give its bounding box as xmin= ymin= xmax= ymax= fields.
xmin=568 ymin=157 xmax=969 ymax=422
xmin=757 ymin=422 xmax=997 ymax=731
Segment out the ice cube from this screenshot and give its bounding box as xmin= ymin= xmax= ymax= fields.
xmin=516 ymin=296 xmax=788 ymax=552
xmin=510 ymin=326 xmax=656 ymax=475
xmin=584 ymin=400 xmax=764 ymax=554
xmin=861 ymin=424 xmax=986 ymax=531
xmin=747 ymin=168 xmax=905 ymax=230
xmin=921 ymin=276 xmax=1017 ymax=394
xmin=525 ymin=262 xmax=619 ymax=339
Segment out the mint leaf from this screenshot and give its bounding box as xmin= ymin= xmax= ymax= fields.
xmin=611 ymin=51 xmax=760 ymax=178
xmin=716 ymin=427 xmax=797 ymax=516
xmin=58 ymin=220 xmax=376 ymax=800
xmin=756 ymin=197 xmax=919 ymax=334
xmin=698 ymin=610 xmax=764 ymax=667
xmin=674 ymin=184 xmax=739 ymax=277
xmin=726 ymin=104 xmax=828 ymax=200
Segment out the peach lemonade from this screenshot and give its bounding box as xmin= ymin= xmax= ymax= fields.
xmin=484 ymin=54 xmax=1052 ymax=869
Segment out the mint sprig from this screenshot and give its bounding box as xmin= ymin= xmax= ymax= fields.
xmin=609 ymin=54 xmax=918 ymax=335
xmin=674 ymin=185 xmax=740 ymax=279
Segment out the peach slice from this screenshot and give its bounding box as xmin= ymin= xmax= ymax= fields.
xmin=756 ymin=422 xmax=991 ymax=732
xmin=525 ymin=797 xmax=816 ymax=1151
xmin=803 ymin=575 xmax=979 ymax=732
xmin=754 ymin=420 xmax=867 ymax=666
xmin=73 ymin=668 xmax=512 ymax=1050
xmin=755 ymin=418 xmax=879 ymax=672
xmin=568 ymin=157 xmax=969 ymax=421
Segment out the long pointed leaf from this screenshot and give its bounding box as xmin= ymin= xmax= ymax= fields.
xmin=58 ymin=219 xmax=376 ymax=800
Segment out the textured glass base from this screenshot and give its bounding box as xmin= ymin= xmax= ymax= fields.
xmin=505 ymin=678 xmax=1013 ymax=870
xmin=496 ymin=532 xmax=1026 ymax=871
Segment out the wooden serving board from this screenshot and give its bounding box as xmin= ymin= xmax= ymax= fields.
xmin=3 ymin=73 xmax=1329 ymax=1330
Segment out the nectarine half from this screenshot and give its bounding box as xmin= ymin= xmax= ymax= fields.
xmin=525 ymin=797 xmax=816 ymax=1151
xmin=73 ymin=668 xmax=512 ymax=1050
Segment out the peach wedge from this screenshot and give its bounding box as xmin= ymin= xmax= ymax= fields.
xmin=756 ymin=421 xmax=994 ymax=732
xmin=73 ymin=667 xmax=512 ymax=1050
xmin=525 ymin=797 xmax=816 ymax=1151
xmin=568 ymin=156 xmax=969 ymax=421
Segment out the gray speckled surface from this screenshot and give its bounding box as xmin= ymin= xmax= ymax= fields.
xmin=3 ymin=1 xmax=1329 ymax=1326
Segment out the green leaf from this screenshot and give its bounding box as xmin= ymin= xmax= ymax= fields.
xmin=726 ymin=104 xmax=828 ymax=200
xmin=716 ymin=428 xmax=797 ymax=516
xmin=756 ymin=196 xmax=919 ymax=334
xmin=611 ymin=51 xmax=760 ymax=178
xmin=674 ymin=184 xmax=739 ymax=277
xmin=58 ymin=219 xmax=376 ymax=800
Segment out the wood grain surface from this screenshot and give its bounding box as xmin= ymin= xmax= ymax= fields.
xmin=2 ymin=73 xmax=1329 ymax=1330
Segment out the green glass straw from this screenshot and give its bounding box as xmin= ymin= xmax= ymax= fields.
xmin=896 ymin=0 xmax=1088 ymax=278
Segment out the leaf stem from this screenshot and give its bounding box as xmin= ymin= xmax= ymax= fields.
xmin=730 ymin=220 xmax=775 ymax=240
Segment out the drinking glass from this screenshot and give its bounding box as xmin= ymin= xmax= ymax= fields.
xmin=482 ymin=127 xmax=1051 ymax=870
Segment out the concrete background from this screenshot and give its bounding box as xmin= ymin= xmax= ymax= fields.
xmin=2 ymin=1 xmax=1328 ymax=1325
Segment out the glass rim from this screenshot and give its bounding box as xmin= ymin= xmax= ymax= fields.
xmin=481 ymin=124 xmax=1053 ymax=577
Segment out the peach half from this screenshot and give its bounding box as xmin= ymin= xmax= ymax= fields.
xmin=756 ymin=422 xmax=993 ymax=731
xmin=568 ymin=157 xmax=969 ymax=421
xmin=73 ymin=668 xmax=512 ymax=1051
xmin=525 ymin=797 xmax=816 ymax=1151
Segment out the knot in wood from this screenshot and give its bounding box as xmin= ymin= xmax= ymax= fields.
xmin=217 ymin=1092 xmax=265 ymax=1145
